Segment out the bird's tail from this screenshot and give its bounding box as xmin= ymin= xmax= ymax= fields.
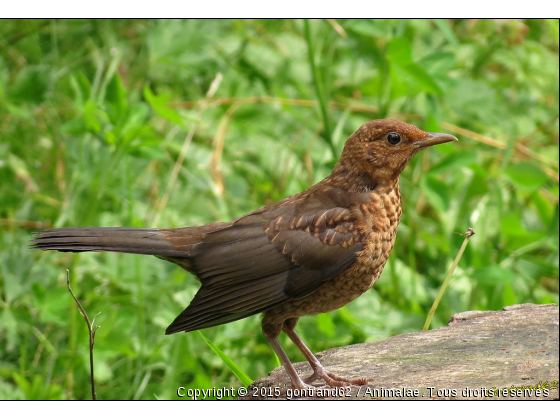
xmin=31 ymin=227 xmax=187 ymax=257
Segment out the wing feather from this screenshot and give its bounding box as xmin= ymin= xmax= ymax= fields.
xmin=166 ymin=185 xmax=369 ymax=334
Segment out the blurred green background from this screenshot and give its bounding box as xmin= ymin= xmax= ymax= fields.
xmin=0 ymin=19 xmax=558 ymax=400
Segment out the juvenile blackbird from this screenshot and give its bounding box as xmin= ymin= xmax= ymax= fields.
xmin=32 ymin=119 xmax=457 ymax=389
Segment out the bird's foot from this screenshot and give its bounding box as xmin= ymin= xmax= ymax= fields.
xmin=293 ymin=381 xmax=321 ymax=390
xmin=304 ymin=366 xmax=369 ymax=387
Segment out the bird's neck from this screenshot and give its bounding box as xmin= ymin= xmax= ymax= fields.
xmin=328 ymin=166 xmax=401 ymax=195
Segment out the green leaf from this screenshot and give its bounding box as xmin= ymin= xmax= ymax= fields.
xmin=505 ymin=162 xmax=549 ymax=189
xmin=0 ymin=309 xmax=18 ymax=351
xmin=9 ymin=65 xmax=51 ymax=104
xmin=432 ymin=19 xmax=460 ymax=47
xmin=502 ymin=283 xmax=518 ymax=306
xmin=316 ymin=313 xmax=335 ymax=338
xmin=421 ymin=175 xmax=451 ymax=214
xmin=389 ymin=65 xmax=408 ymax=99
xmin=428 ymin=151 xmax=477 ymax=175
xmin=532 ymin=190 xmax=555 ymax=226
xmin=105 ymin=74 xmax=128 ymax=123
xmin=387 ymin=37 xmax=413 ymax=65
xmin=403 ymin=63 xmax=444 ymax=95
xmin=198 ymin=331 xmax=253 ymax=387
xmin=472 ymin=266 xmax=517 ymax=286
xmin=83 ymin=100 xmax=103 ymax=132
xmin=345 ymin=19 xmax=387 ymax=37
xmin=419 ymin=52 xmax=456 ymax=76
xmin=32 ymin=285 xmax=71 ymax=326
xmin=500 ymin=212 xmax=526 ymax=236
xmin=548 ymin=203 xmax=559 ymax=236
xmin=143 ymin=86 xmax=184 ymax=127
xmin=12 ymin=373 xmax=64 ymax=400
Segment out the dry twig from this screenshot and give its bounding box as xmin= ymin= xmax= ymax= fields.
xmin=67 ymin=269 xmax=101 ymax=400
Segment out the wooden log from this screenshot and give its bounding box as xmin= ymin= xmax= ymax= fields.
xmin=242 ymin=303 xmax=559 ymax=400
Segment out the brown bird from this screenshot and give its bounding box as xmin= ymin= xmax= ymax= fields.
xmin=32 ymin=119 xmax=457 ymax=389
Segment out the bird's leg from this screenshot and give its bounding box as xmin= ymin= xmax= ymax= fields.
xmin=262 ymin=322 xmax=312 ymax=389
xmin=282 ymin=318 xmax=368 ymax=387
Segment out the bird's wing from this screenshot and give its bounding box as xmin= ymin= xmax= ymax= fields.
xmin=165 ymin=186 xmax=366 ymax=334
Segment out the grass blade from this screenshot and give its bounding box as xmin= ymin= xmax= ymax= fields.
xmin=198 ymin=331 xmax=253 ymax=387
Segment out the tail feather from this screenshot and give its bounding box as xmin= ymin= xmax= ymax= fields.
xmin=31 ymin=227 xmax=187 ymax=257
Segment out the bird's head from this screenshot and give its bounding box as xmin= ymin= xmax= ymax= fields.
xmin=332 ymin=119 xmax=457 ymax=188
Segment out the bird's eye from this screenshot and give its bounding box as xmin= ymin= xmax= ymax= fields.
xmin=387 ymin=132 xmax=401 ymax=145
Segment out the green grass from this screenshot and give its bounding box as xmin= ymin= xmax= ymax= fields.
xmin=0 ymin=19 xmax=558 ymax=400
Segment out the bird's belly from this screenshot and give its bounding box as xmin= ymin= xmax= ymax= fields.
xmin=300 ymin=242 xmax=394 ymax=314
xmin=297 ymin=267 xmax=383 ymax=315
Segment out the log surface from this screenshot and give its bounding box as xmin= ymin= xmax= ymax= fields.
xmin=243 ymin=303 xmax=559 ymax=400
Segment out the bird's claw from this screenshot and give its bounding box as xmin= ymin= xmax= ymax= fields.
xmin=304 ymin=366 xmax=369 ymax=387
